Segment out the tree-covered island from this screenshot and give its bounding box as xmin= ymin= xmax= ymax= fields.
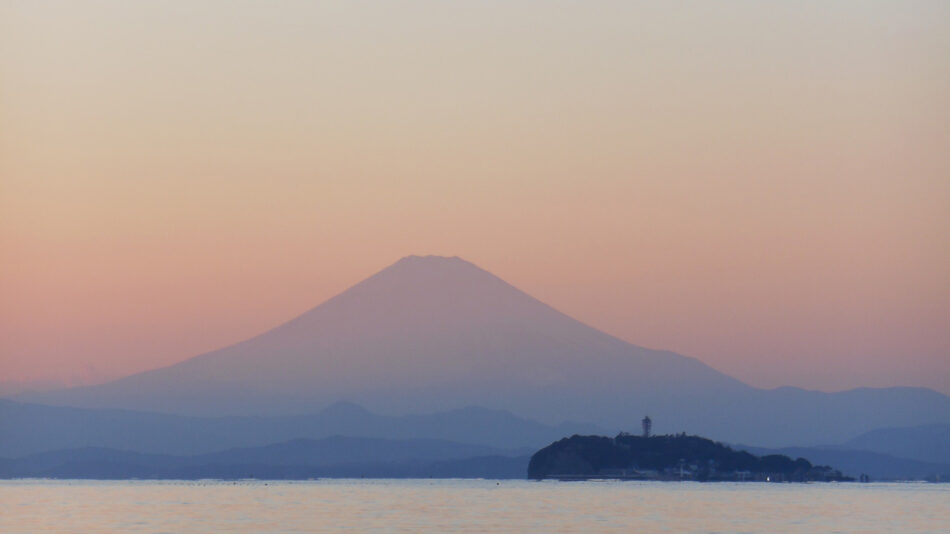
xmin=528 ymin=433 xmax=853 ymax=482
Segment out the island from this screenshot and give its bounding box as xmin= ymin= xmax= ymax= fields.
xmin=528 ymin=433 xmax=853 ymax=482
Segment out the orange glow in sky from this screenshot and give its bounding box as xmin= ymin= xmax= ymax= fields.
xmin=1 ymin=1 xmax=948 ymax=394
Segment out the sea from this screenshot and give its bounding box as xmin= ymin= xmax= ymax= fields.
xmin=1 ymin=479 xmax=947 ymax=533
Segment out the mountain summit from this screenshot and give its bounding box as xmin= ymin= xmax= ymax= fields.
xmin=20 ymin=255 xmax=950 ymax=446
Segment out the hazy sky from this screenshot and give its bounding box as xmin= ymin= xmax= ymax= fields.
xmin=1 ymin=1 xmax=948 ymax=394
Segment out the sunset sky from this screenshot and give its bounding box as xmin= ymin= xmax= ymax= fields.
xmin=1 ymin=1 xmax=948 ymax=394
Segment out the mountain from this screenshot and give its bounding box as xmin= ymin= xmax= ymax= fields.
xmin=0 ymin=399 xmax=597 ymax=457
xmin=14 ymin=255 xmax=950 ymax=447
xmin=843 ymin=423 xmax=950 ymax=465
xmin=0 ymin=437 xmax=530 ymax=480
xmin=15 ymin=255 xmax=745 ymax=417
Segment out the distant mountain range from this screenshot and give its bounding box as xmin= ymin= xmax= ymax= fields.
xmin=4 ymin=430 xmax=943 ymax=482
xmin=0 ymin=436 xmax=530 ymax=480
xmin=0 ymin=399 xmax=596 ymax=457
xmin=844 ymin=423 xmax=950 ymax=465
xmin=3 ymin=398 xmax=947 ymax=481
xmin=9 ymin=255 xmax=950 ymax=448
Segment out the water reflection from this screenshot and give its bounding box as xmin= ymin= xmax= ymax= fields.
xmin=1 ymin=479 xmax=947 ymax=533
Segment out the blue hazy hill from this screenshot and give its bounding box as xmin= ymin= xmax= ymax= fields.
xmin=0 ymin=399 xmax=599 ymax=457
xmin=843 ymin=423 xmax=950 ymax=465
xmin=0 ymin=437 xmax=530 ymax=479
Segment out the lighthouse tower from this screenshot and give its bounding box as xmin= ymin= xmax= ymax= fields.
xmin=641 ymin=415 xmax=652 ymax=438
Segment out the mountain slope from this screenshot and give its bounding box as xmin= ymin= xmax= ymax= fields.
xmin=15 ymin=255 xmax=950 ymax=447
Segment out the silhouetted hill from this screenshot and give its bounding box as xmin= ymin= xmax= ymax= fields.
xmin=0 ymin=399 xmax=596 ymax=457
xmin=198 ymin=436 xmax=499 ymax=466
xmin=14 ymin=256 xmax=950 ymax=446
xmin=528 ymin=434 xmax=850 ymax=481
xmin=0 ymin=437 xmax=530 ymax=479
xmin=844 ymin=423 xmax=950 ymax=465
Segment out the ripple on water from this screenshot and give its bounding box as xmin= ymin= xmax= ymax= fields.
xmin=0 ymin=479 xmax=947 ymax=533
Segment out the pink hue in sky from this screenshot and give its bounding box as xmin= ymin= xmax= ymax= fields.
xmin=1 ymin=1 xmax=948 ymax=394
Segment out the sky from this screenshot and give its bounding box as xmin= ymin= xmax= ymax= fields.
xmin=1 ymin=1 xmax=948 ymax=394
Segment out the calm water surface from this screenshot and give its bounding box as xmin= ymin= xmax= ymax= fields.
xmin=1 ymin=479 xmax=947 ymax=533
